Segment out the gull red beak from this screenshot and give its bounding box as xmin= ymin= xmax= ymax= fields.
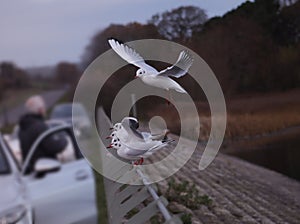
xmin=134 ymin=75 xmax=138 ymax=79
xmin=106 ymin=136 xmax=112 ymax=139
xmin=109 ymin=127 xmax=114 ymax=130
xmin=106 ymin=144 xmax=112 ymax=149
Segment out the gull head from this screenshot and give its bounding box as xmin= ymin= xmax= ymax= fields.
xmin=135 ymin=68 xmax=146 ymax=78
xmin=111 ymin=123 xmax=122 ymax=131
xmin=106 ymin=131 xmax=117 ymax=139
xmin=112 ymin=140 xmax=121 ymax=150
xmin=107 ymin=135 xmax=121 ymax=149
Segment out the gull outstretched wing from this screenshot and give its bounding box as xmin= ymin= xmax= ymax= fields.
xmin=108 ymin=39 xmax=158 ymax=73
xmin=157 ymin=50 xmax=193 ymax=78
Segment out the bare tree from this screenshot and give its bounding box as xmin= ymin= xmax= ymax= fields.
xmin=279 ymin=0 xmax=298 ymax=7
xmin=0 ymin=62 xmax=30 ymax=88
xmin=81 ymin=22 xmax=161 ymax=68
xmin=148 ymin=6 xmax=207 ymax=41
xmin=54 ymin=62 xmax=80 ymax=85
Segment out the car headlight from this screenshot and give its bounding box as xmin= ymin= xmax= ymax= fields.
xmin=0 ymin=205 xmax=30 ymax=224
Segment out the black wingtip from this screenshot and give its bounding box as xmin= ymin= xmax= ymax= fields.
xmin=107 ymin=37 xmax=114 ymax=43
xmin=107 ymin=37 xmax=124 ymax=44
xmin=182 ymin=49 xmax=193 ymax=61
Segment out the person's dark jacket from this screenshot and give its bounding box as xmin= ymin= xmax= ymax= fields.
xmin=18 ymin=113 xmax=67 ymax=174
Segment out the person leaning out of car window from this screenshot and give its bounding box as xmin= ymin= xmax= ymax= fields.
xmin=18 ymin=95 xmax=67 ymax=174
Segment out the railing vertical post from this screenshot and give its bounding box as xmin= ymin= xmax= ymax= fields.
xmin=131 ymin=93 xmax=137 ymax=118
xmin=136 ymin=168 xmax=172 ymax=221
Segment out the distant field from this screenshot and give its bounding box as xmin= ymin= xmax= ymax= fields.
xmin=0 ymin=88 xmax=43 ymax=112
xmin=223 ymin=88 xmax=300 ymax=139
xmin=146 ymin=88 xmax=300 ymax=140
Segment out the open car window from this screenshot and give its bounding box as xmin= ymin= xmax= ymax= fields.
xmin=20 ymin=125 xmax=83 ymax=175
xmin=56 ymin=131 xmax=76 ymax=163
xmin=27 ymin=128 xmax=82 ymax=167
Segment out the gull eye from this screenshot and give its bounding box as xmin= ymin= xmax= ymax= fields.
xmin=118 ymin=144 xmax=121 ymax=147
xmin=114 ymin=140 xmax=116 ymax=142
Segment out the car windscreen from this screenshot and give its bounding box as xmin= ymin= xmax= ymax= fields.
xmin=0 ymin=142 xmax=10 ymax=174
xmin=51 ymin=105 xmax=73 ymax=119
xmin=73 ymin=104 xmax=88 ymax=117
xmin=51 ymin=104 xmax=87 ymax=119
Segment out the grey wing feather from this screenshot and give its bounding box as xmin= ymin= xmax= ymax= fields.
xmin=129 ymin=126 xmax=145 ymax=140
xmin=126 ymin=148 xmax=148 ymax=156
xmin=157 ymin=50 xmax=193 ymax=78
xmin=108 ymin=39 xmax=158 ymax=73
xmin=120 ymin=118 xmax=145 ymax=143
xmin=147 ymin=139 xmax=175 ymax=153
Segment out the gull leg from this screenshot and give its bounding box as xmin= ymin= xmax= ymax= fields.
xmin=167 ymin=91 xmax=174 ymax=106
xmin=165 ymin=90 xmax=171 ymax=105
xmin=133 ymin=158 xmax=144 ymax=165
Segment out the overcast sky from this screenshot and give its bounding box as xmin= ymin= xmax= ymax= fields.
xmin=0 ymin=0 xmax=248 ymax=67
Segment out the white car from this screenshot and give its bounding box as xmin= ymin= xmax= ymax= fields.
xmin=0 ymin=136 xmax=32 ymax=224
xmin=0 ymin=124 xmax=98 ymax=224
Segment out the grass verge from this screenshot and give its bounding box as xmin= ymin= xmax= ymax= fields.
xmin=94 ymin=171 xmax=108 ymax=224
xmin=146 ymin=89 xmax=300 ymax=140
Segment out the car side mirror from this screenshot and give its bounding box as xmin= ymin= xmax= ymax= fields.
xmin=34 ymin=159 xmax=61 ymax=178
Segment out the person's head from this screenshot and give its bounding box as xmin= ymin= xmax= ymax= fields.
xmin=25 ymin=95 xmax=46 ymax=117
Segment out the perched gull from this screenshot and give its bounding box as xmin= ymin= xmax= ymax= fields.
xmin=107 ymin=117 xmax=169 ymax=142
xmin=108 ymin=134 xmax=170 ymax=165
xmin=107 ymin=117 xmax=173 ymax=165
xmin=108 ymin=38 xmax=194 ymax=95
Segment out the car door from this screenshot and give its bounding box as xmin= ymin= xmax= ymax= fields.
xmin=22 ymin=125 xmax=98 ymax=224
xmin=0 ymin=134 xmax=33 ymax=224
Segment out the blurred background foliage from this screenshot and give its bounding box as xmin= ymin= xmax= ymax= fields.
xmin=82 ymin=0 xmax=300 ymax=99
xmin=1 ymin=0 xmax=299 ymax=98
xmin=1 ymin=0 xmax=299 ymax=179
xmin=1 ymin=0 xmax=299 ymax=131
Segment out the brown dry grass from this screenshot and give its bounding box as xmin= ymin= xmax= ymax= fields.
xmin=146 ymin=89 xmax=300 ymax=140
xmin=225 ymin=105 xmax=300 ymax=139
xmin=225 ymin=89 xmax=300 ymax=139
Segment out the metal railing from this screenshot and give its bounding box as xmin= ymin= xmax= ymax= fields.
xmin=103 ymin=168 xmax=182 ymax=224
xmin=98 ymin=107 xmax=182 ymax=224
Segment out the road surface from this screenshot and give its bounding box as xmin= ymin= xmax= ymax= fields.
xmin=0 ymin=89 xmax=66 ymax=128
